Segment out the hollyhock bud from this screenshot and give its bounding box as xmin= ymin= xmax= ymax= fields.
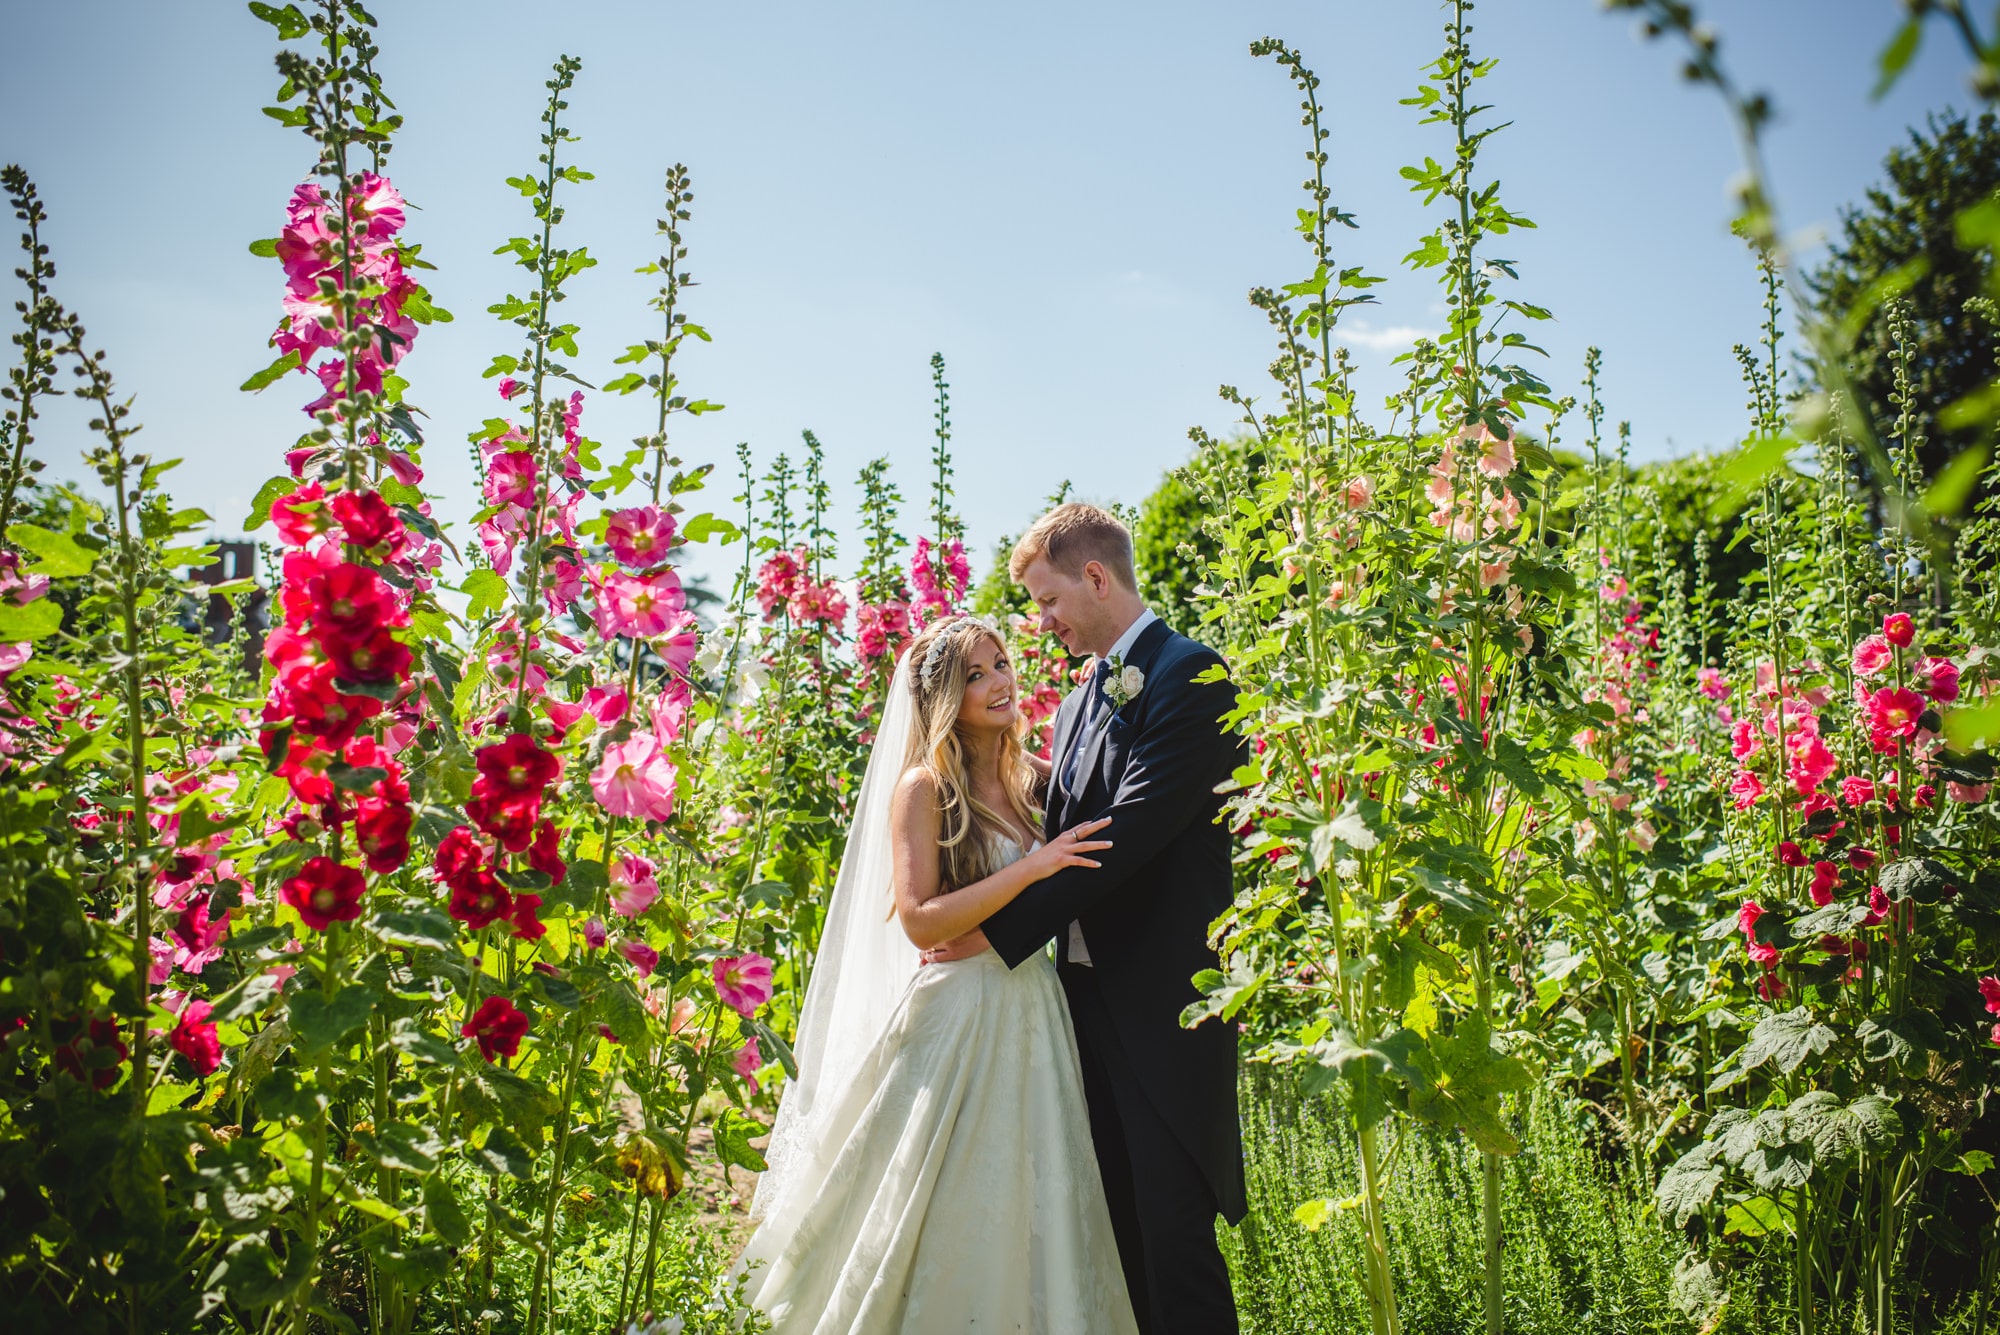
xmin=168 ymin=999 xmax=222 ymax=1077
xmin=281 ymin=857 xmax=366 ymax=931
xmin=1882 ymin=612 xmax=1914 ymax=648
xmin=583 ymin=917 xmax=607 ymax=950
xmin=1809 ymin=861 xmax=1840 ymax=907
xmin=1852 ymin=635 xmax=1893 ymax=678
xmin=713 ymin=953 xmax=776 ymax=1017
xmin=462 ymin=995 xmax=530 ymax=1062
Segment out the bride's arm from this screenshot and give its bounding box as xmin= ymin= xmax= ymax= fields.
xmin=891 ymin=770 xmax=1110 ymax=951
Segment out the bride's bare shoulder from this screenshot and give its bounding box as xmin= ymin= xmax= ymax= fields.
xmin=891 ymin=766 xmax=942 ymax=828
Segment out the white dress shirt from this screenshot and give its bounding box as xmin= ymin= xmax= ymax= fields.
xmin=1067 ymin=608 xmax=1156 ymax=965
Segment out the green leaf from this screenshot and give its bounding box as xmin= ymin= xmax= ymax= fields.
xmin=247 ymin=2 xmax=310 ymax=39
xmin=210 ymin=971 xmax=284 ymax=1024
xmin=472 ymin=1125 xmax=536 ymax=1177
xmin=1657 ymin=1141 xmax=1724 ymax=1227
xmin=357 ymin=1121 xmax=443 ymax=1173
xmin=8 ymin=522 xmax=96 ymax=577
xmin=1739 ymin=1007 xmax=1835 ymax=1075
xmin=462 ymin=568 xmax=509 ymax=621
xmin=247 ymin=237 xmax=280 ymax=258
xmin=423 ymin=1174 xmax=472 ymax=1244
xmin=1950 ymin=1150 xmax=1995 ymax=1177
xmin=1872 ymin=18 xmax=1922 ymax=99
xmin=372 ymin=904 xmax=458 ymax=951
xmin=1724 ymin=1194 xmax=1791 ymax=1238
xmin=0 ymin=598 xmax=63 ymax=641
xmin=240 ymin=349 xmax=302 ymax=393
xmin=1944 ymin=700 xmax=2000 ymax=751
xmin=711 ymin=1107 xmax=767 ymax=1173
xmin=1712 ymin=435 xmax=1798 ymax=522
xmin=287 ymin=986 xmax=375 ymax=1055
xmin=243 ymin=475 xmax=294 ymax=531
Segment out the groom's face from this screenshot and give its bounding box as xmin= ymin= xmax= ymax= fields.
xmin=1020 ymin=556 xmax=1102 ymax=659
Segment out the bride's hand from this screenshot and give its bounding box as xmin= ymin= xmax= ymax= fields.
xmin=1023 ymin=817 xmax=1113 ymax=881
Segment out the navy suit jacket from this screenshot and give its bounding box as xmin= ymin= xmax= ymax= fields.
xmin=982 ymin=617 xmax=1246 ymax=1222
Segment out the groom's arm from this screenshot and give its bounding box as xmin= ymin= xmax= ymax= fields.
xmin=981 ymin=650 xmax=1239 ymax=969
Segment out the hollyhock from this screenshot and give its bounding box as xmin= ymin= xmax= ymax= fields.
xmin=320 ymin=625 xmax=411 ymax=684
xmin=1948 ymin=781 xmax=1991 ymax=804
xmin=508 ymin=892 xmax=546 ymax=941
xmin=1697 ymin=668 xmax=1730 ymax=701
xmin=713 ymin=953 xmax=776 ymax=1017
xmin=475 ymin=733 xmax=561 ymax=798
xmin=598 ymin=567 xmax=686 ymax=639
xmin=498 ymin=376 xmax=523 ymax=400
xmin=307 ymin=562 xmax=400 ymax=640
xmin=448 ymin=873 xmax=512 ymax=931
xmin=484 ymin=450 xmax=538 ymax=508
xmin=1810 ymin=861 xmax=1840 ymax=907
xmin=355 ymin=798 xmax=412 ymax=874
xmin=1882 ymin=612 xmax=1914 ymax=648
xmin=855 ymin=600 xmax=911 ymax=661
xmin=462 ymin=995 xmax=530 ymax=1062
xmin=1852 ymin=635 xmax=1893 ymax=678
xmin=527 ymin=819 xmax=567 ymax=885
xmin=271 ymin=481 xmax=336 ymax=546
xmin=1841 ymin=775 xmax=1876 ymax=807
xmin=1474 ymin=427 xmax=1515 ymax=477
xmin=1848 ymin=847 xmax=1879 ymax=871
xmin=788 ymin=578 xmax=850 ymax=628
xmin=168 ymin=999 xmax=222 ymax=1077
xmin=303 ymin=353 xmax=385 ymax=416
xmin=1345 ymin=475 xmax=1375 ymax=510
xmin=610 ymin=854 xmax=660 ymax=918
xmin=467 ymin=788 xmax=541 ymax=854
xmin=1730 ymin=720 xmax=1762 ymax=761
xmin=605 ymin=506 xmax=677 ymax=569
xmin=54 ymin=1017 xmax=128 ymax=1089
xmin=1865 ymin=688 xmax=1924 ymax=753
xmin=755 ymin=549 xmax=804 ymax=618
xmin=583 ymin=917 xmax=607 ymax=949
xmin=330 ymin=489 xmax=406 ymax=555
xmin=732 ymin=1037 xmax=762 ymax=1082
xmin=349 ymin=171 xmax=407 ymax=238
xmin=619 ymin=939 xmax=660 ymax=977
xmin=1479 ymin=558 xmax=1513 ymax=590
xmin=1739 ymin=900 xmax=1780 ymax=965
xmin=1864 ymin=885 xmax=1891 ymax=927
xmin=1787 ymin=734 xmax=1837 ymax=795
xmin=591 ymin=734 xmax=678 ymax=822
xmin=1980 ymin=976 xmax=2000 ymax=1015
xmin=1777 ymin=841 xmax=1808 ymax=868
xmin=281 ymin=857 xmax=366 ymax=931
xmin=1629 ymin=819 xmax=1658 ymax=853
xmin=170 ymin=900 xmax=229 ymax=975
xmin=1916 ymin=656 xmax=1960 ymax=703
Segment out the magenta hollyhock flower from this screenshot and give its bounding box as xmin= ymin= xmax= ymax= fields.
xmin=604 ymin=505 xmax=677 ymax=569
xmin=1882 ymin=612 xmax=1914 ymax=648
xmin=483 ymin=451 xmax=538 ymax=508
xmin=596 ymin=567 xmax=686 ymax=640
xmin=350 ymin=172 xmax=407 ymax=238
xmin=590 ymin=734 xmax=678 ymax=822
xmin=713 ymin=953 xmax=775 ymax=1017
xmin=1730 ymin=719 xmax=1762 ymax=761
xmin=1809 ymin=861 xmax=1840 ymax=907
xmin=1852 ymin=635 xmax=1893 ymax=678
xmin=609 ymin=854 xmax=660 ymax=918
xmin=1729 ymin=769 xmax=1764 ymax=811
xmin=1980 ymin=976 xmax=2000 ymax=1015
xmin=1777 ymin=841 xmax=1808 ymax=868
xmin=583 ymin=917 xmax=607 ymax=950
xmin=732 ymin=1037 xmax=762 ymax=1081
xmin=755 ymin=549 xmax=804 ymax=619
xmin=1787 ymin=735 xmax=1837 ymax=795
xmin=168 ymin=999 xmax=222 ymax=1077
xmin=1916 ymin=656 xmax=1960 ymax=703
xmin=1696 ymin=667 xmax=1730 ymax=701
xmin=1865 ymin=885 xmax=1891 ymax=927
xmin=618 ymin=939 xmax=660 ymax=977
xmin=1840 ymin=775 xmax=1876 ymax=806
xmin=170 ymin=900 xmax=229 ymax=976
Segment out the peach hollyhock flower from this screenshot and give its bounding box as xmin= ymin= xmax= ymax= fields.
xmin=1344 ymin=475 xmax=1374 ymax=510
xmin=609 ymin=854 xmax=660 ymax=918
xmin=1852 ymin=635 xmax=1893 ymax=678
xmin=1476 ymin=429 xmax=1515 ymax=478
xmin=591 ymin=735 xmax=678 ymax=823
xmin=1948 ymin=781 xmax=1991 ymax=804
xmin=1629 ymin=819 xmax=1658 ymax=853
xmin=713 ymin=953 xmax=776 ymax=1017
xmin=1479 ymin=558 xmax=1513 ymax=590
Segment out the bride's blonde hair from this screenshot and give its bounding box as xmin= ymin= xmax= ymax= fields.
xmin=902 ymin=616 xmax=1043 ymax=893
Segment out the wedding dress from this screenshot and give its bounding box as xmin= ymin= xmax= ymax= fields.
xmin=735 ymin=655 xmax=1137 ymax=1334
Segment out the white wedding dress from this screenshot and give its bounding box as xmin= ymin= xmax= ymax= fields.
xmin=736 ymin=834 xmax=1138 ymax=1334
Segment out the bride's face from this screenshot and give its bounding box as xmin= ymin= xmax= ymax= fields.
xmin=953 ymin=636 xmax=1019 ymax=736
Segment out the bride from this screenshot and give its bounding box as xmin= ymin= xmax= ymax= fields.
xmin=735 ymin=615 xmax=1140 ymax=1333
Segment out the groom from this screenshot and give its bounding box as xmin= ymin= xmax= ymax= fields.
xmin=926 ymin=503 xmax=1245 ymax=1334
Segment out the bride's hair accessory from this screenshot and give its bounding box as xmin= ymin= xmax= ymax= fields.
xmin=917 ymin=614 xmax=999 ymax=686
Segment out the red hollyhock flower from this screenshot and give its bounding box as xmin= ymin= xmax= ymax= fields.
xmin=527 ymin=818 xmax=567 ymax=885
xmin=508 ymin=892 xmax=546 ymax=941
xmin=434 ymin=825 xmax=487 ymax=885
xmin=355 ymin=798 xmax=412 ymax=874
xmin=54 ymin=1016 xmax=128 ymax=1089
xmin=282 ymin=661 xmax=383 ymax=747
xmin=271 ymin=481 xmax=335 ymax=546
xmin=1809 ymin=860 xmax=1840 ymax=907
xmin=467 ymin=789 xmax=540 ymax=853
xmin=306 ymin=562 xmax=400 ymax=639
xmin=1776 ymin=841 xmax=1808 ymax=868
xmin=281 ymin=856 xmax=367 ymax=931
xmin=320 ymin=625 xmax=412 ymax=684
xmin=169 ymin=999 xmax=222 ymax=1076
xmin=1840 ymin=775 xmax=1875 ymax=807
xmin=448 ymin=872 xmax=512 ymax=931
xmin=461 ymin=995 xmax=530 ymax=1062
xmin=1882 ymin=612 xmax=1914 ymax=648
xmin=330 ymin=488 xmax=407 ymax=554
xmin=1848 ymin=847 xmax=1878 ymax=870
xmin=475 ymin=734 xmax=562 ymax=797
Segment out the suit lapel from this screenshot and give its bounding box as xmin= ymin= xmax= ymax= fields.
xmin=1062 ymin=619 xmax=1175 ymax=822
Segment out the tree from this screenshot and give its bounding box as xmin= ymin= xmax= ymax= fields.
xmin=1804 ymin=110 xmax=2000 ymax=496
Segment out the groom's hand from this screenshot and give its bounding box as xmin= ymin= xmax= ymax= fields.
xmin=919 ymin=928 xmax=990 ymax=965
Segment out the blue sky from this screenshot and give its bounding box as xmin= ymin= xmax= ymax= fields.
xmin=0 ymin=1 xmax=1972 ymax=594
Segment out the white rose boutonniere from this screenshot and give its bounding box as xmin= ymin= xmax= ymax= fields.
xmin=1102 ymin=657 xmax=1145 ymax=709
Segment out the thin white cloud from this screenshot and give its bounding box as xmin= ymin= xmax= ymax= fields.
xmin=1342 ymin=321 xmax=1436 ymax=351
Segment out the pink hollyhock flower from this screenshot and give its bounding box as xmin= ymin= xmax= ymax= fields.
xmin=1696 ymin=668 xmax=1730 ymax=701
xmin=349 ymin=172 xmax=406 ymax=238
xmin=609 ymin=855 xmax=660 ymax=918
xmin=148 ymin=936 xmax=174 ymax=985
xmin=1787 ymin=735 xmax=1837 ymax=795
xmin=1980 ymin=976 xmax=2000 ymax=1015
xmin=1913 ymin=783 xmax=1936 ymax=809
xmin=583 ymin=917 xmax=607 ymax=950
xmin=483 ymin=451 xmax=538 ymax=508
xmin=1730 ymin=769 xmax=1764 ymax=810
xmin=755 ymin=548 xmax=805 ymax=619
xmin=1852 ymin=635 xmax=1893 ymax=678
xmin=596 ymin=567 xmax=686 ymax=640
xmin=1948 ymin=780 xmax=1991 ymax=804
xmin=618 ymin=939 xmax=659 ymax=977
xmin=1809 ymin=861 xmax=1840 ymax=907
xmin=1479 ymin=558 xmax=1513 ymax=590
xmin=713 ymin=953 xmax=776 ymax=1017
xmin=271 ymin=481 xmax=335 ymax=547
xmin=1757 ymin=971 xmax=1787 ymax=1001
xmin=0 ymin=641 xmax=31 ymax=678
xmin=1865 ymin=688 xmax=1925 ymax=753
xmin=1730 ymin=720 xmax=1762 ymax=761
xmin=1344 ymin=475 xmax=1374 ymax=510
xmin=1629 ymin=819 xmax=1658 ymax=853
xmin=591 ymin=734 xmax=678 ymax=822
xmin=732 ymin=1037 xmax=762 ymax=1082
xmin=1882 ymin=612 xmax=1914 ymax=648
xmin=168 ymin=999 xmax=222 ymax=1077
xmin=1840 ymin=775 xmax=1875 ymax=807
xmin=498 ymin=376 xmax=523 ymax=400
xmin=1777 ymin=841 xmax=1808 ymax=868
xmin=604 ymin=506 xmax=677 ymax=569
xmin=170 ymin=900 xmax=229 ymax=976
xmin=788 ymin=579 xmax=850 ymax=627
xmin=652 ymin=681 xmax=690 ymax=745
xmin=1916 ymin=656 xmax=1960 ymax=703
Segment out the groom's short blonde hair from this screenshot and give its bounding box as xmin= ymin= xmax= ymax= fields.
xmin=1010 ymin=502 xmax=1137 ymax=591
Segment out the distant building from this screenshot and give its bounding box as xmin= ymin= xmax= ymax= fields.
xmin=190 ymin=540 xmax=268 ymax=673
